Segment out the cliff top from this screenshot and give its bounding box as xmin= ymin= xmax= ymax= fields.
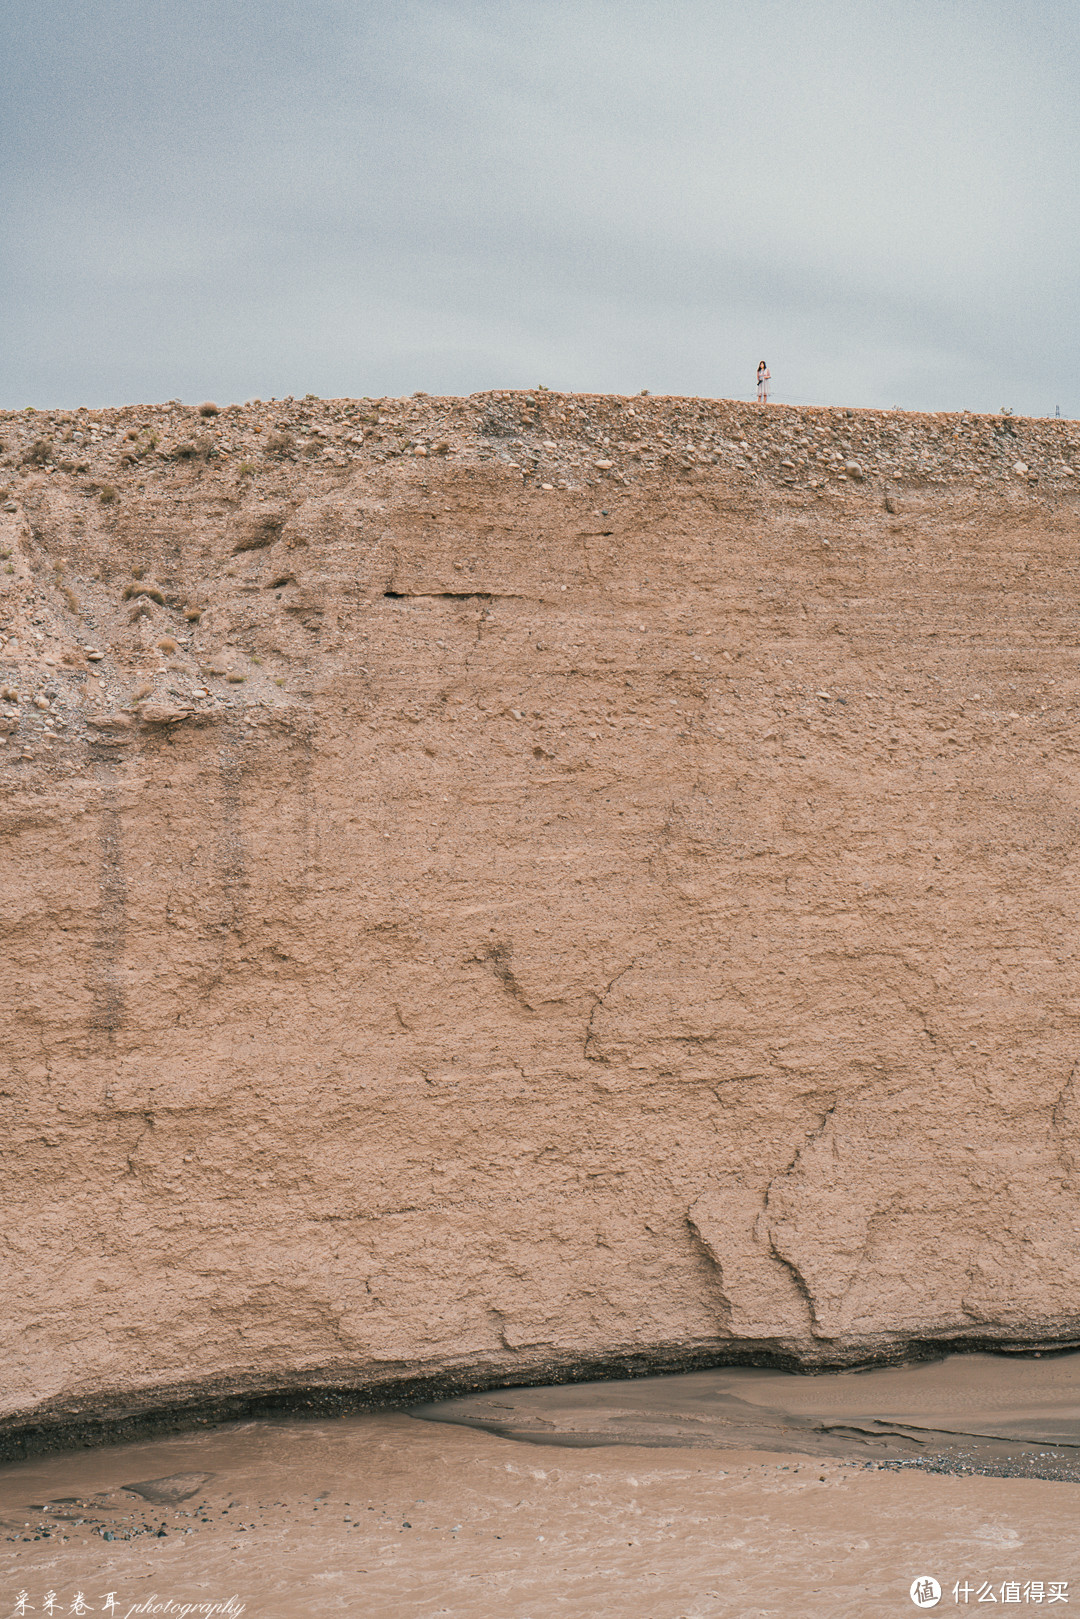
xmin=1 ymin=392 xmax=1077 ymax=502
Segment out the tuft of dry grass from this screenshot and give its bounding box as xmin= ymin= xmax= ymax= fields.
xmin=99 ymin=485 xmax=118 ymax=504
xmin=198 ymin=402 xmax=220 ymax=417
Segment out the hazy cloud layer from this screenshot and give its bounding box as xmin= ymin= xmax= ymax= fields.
xmin=2 ymin=0 xmax=1077 ymax=411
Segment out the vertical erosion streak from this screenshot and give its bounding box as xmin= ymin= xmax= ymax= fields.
xmin=218 ymin=737 xmax=246 ymax=941
xmin=89 ymin=763 xmax=127 ymax=1063
xmin=289 ymin=721 xmax=316 ymax=900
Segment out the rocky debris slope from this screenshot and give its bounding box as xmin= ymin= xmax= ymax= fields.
xmin=2 ymin=392 xmax=1080 ymax=1453
xmin=3 ymin=389 xmax=1076 ymax=501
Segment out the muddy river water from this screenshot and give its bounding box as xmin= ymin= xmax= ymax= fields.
xmin=1 ymin=1353 xmax=1077 ymax=1618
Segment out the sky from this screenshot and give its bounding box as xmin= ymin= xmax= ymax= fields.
xmin=2 ymin=0 xmax=1078 ymax=413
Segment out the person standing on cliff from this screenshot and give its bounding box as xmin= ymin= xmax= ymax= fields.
xmin=757 ymin=361 xmax=770 ymax=403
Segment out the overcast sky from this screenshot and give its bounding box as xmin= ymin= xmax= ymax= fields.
xmin=2 ymin=0 xmax=1077 ymax=413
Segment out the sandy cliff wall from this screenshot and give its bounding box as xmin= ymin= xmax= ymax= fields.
xmin=3 ymin=390 xmax=1080 ymax=1451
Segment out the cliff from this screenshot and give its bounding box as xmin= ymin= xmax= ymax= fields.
xmin=3 ymin=389 xmax=1080 ymax=1454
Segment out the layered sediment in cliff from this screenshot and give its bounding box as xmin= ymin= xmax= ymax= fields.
xmin=3 ymin=390 xmax=1080 ymax=1452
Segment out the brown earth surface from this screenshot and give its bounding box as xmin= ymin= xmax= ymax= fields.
xmin=0 ymin=1404 xmax=1076 ymax=1619
xmin=3 ymin=391 xmax=1080 ymax=1446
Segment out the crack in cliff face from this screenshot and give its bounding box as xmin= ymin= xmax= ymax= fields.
xmin=583 ymin=959 xmax=638 ymax=1062
xmin=383 ymin=589 xmax=506 ymax=601
xmin=763 ymin=1100 xmax=839 ymax=1338
xmin=684 ymin=1205 xmax=737 ymax=1327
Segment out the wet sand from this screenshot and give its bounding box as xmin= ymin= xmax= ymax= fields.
xmin=0 ymin=1355 xmax=1076 ymax=1618
xmin=414 ymin=1350 xmax=1080 ymax=1478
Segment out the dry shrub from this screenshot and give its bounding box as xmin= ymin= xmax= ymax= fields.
xmin=198 ymin=402 xmax=220 ymax=417
xmin=172 ymin=433 xmax=213 ymax=460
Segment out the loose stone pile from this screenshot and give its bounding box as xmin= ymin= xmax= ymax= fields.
xmin=1 ymin=392 xmax=1077 ymax=499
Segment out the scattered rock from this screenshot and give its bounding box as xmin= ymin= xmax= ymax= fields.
xmin=86 ymin=712 xmax=134 ymax=732
xmin=139 ymin=702 xmax=192 ymax=726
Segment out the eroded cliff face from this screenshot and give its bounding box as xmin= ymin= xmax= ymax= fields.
xmin=3 ymin=391 xmax=1080 ymax=1447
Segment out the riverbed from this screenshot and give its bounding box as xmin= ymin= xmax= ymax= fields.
xmin=1 ymin=1352 xmax=1077 ymax=1617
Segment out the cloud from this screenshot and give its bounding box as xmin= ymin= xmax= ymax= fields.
xmin=2 ymin=0 xmax=1078 ymax=411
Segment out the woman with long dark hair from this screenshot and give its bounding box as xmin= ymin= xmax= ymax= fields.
xmin=757 ymin=361 xmax=770 ymax=403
